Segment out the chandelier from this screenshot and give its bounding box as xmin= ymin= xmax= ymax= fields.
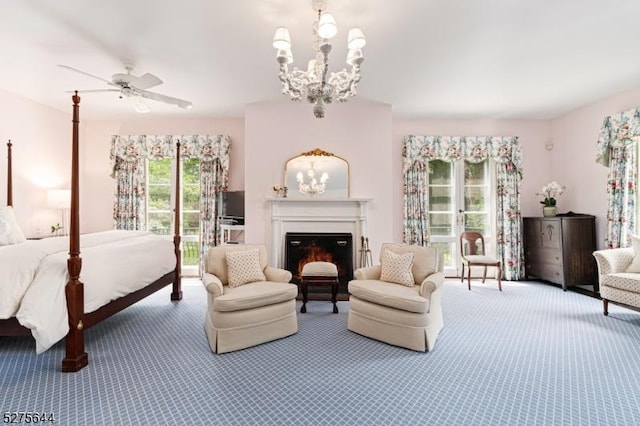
xmin=297 ymin=162 xmax=329 ymax=196
xmin=272 ymin=0 xmax=366 ymax=118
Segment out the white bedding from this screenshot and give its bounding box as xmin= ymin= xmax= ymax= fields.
xmin=0 ymin=230 xmax=176 ymax=353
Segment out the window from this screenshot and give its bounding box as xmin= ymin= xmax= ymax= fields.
xmin=147 ymin=158 xmax=200 ymax=275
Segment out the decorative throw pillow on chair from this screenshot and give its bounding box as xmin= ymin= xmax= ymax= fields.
xmin=225 ymin=248 xmax=266 ymax=287
xmin=380 ymin=249 xmax=415 ymax=286
xmin=625 ymin=234 xmax=640 ymax=273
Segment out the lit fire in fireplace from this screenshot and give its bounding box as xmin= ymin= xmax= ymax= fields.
xmin=285 ymin=232 xmax=353 ymax=294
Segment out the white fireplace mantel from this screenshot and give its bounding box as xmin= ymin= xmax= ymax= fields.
xmin=267 ymin=197 xmax=371 ymax=268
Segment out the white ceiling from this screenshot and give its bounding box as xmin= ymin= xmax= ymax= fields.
xmin=1 ymin=0 xmax=639 ymax=121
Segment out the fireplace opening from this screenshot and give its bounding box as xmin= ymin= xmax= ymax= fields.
xmin=285 ymin=232 xmax=353 ymax=297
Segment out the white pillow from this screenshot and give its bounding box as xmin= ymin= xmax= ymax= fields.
xmin=626 ymin=234 xmax=640 ymax=272
xmin=225 ymin=248 xmax=266 ymax=287
xmin=380 ymin=249 xmax=415 ymax=286
xmin=0 ymin=206 xmax=27 ymax=246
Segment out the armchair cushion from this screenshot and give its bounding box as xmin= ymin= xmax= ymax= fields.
xmin=213 ymin=281 xmax=298 ymax=312
xmin=601 ymin=273 xmax=640 ymax=293
xmin=380 ymin=249 xmax=415 ymax=286
xmin=225 ymin=248 xmax=266 ymax=287
xmin=348 ymin=280 xmax=429 ymax=313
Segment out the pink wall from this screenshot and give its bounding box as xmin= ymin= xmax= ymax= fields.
xmin=244 ymin=101 xmax=394 ymax=260
xmin=550 ymin=86 xmax=640 ymax=249
xmin=0 ymin=89 xmax=73 ymax=237
xmin=5 ymin=84 xmax=640 ymax=252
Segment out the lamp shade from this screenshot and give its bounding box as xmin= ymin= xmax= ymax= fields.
xmin=47 ymin=189 xmax=71 ymax=209
xmin=273 ymin=27 xmax=291 ymax=49
xmin=348 ymin=27 xmax=366 ymax=49
xmin=317 ymin=12 xmax=337 ymax=39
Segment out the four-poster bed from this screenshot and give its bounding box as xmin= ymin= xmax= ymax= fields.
xmin=0 ymin=93 xmax=183 ymax=372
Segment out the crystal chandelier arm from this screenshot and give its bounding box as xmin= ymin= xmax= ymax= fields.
xmin=279 ymin=65 xmax=317 ymax=101
xmin=278 ymin=65 xmax=299 ymax=100
xmin=328 ymin=67 xmax=361 ymax=101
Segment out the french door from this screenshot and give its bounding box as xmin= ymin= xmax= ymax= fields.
xmin=427 ymin=159 xmax=496 ymax=277
xmin=147 ymin=158 xmax=201 ymax=276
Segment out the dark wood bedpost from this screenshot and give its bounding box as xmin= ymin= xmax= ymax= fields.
xmin=171 ymin=140 xmax=183 ymax=300
xmin=7 ymin=140 xmax=12 ymax=206
xmin=62 ymin=92 xmax=88 ymax=372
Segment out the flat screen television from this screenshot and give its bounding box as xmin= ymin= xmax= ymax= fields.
xmin=218 ymin=190 xmax=245 ymax=224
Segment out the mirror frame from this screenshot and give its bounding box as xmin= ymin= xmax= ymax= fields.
xmin=284 ymin=148 xmax=350 ymax=198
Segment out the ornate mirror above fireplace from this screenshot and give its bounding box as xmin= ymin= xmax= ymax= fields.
xmin=284 ymin=148 xmax=349 ymax=198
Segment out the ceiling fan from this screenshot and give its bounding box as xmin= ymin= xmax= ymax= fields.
xmin=58 ymin=63 xmax=193 ymax=113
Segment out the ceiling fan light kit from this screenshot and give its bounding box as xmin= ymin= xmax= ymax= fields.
xmin=273 ymin=0 xmax=366 ymax=118
xmin=128 ymin=95 xmax=151 ymax=113
xmin=58 ymin=64 xmax=192 ymax=113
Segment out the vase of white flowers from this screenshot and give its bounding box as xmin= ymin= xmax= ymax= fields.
xmin=537 ymin=181 xmax=565 ymax=217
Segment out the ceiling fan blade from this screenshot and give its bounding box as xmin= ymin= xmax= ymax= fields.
xmin=132 ymin=73 xmax=163 ymax=90
xmin=58 ymin=64 xmax=112 ymax=84
xmin=65 ymin=89 xmax=120 ymax=93
xmin=138 ymin=89 xmax=192 ymax=109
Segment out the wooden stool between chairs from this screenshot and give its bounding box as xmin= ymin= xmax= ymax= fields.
xmin=300 ymin=262 xmax=339 ymax=314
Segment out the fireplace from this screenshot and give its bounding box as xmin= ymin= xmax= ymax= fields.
xmin=285 ymin=232 xmax=353 ymax=295
xmin=267 ymin=198 xmax=370 ymax=270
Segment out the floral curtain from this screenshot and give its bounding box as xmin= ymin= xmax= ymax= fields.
xmin=403 ymin=159 xmax=429 ymax=245
xmin=110 ymin=134 xmax=230 ymax=267
xmin=110 ymin=135 xmax=154 ymax=230
xmin=596 ymin=107 xmax=640 ymax=248
xmin=180 ymin=135 xmax=230 ymax=271
xmin=402 ymin=135 xmax=524 ymax=280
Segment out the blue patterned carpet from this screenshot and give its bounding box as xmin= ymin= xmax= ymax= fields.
xmin=1 ymin=279 xmax=639 ymax=426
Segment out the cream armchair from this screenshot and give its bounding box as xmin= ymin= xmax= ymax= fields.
xmin=593 ymin=247 xmax=640 ymax=315
xmin=203 ymin=244 xmax=298 ymax=353
xmin=348 ymin=243 xmax=445 ymax=352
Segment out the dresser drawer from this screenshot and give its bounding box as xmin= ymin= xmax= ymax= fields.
xmin=527 ymin=262 xmax=564 ymax=284
xmin=525 ymin=248 xmax=562 ymax=266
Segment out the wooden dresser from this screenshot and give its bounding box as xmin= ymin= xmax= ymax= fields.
xmin=523 ymin=215 xmax=598 ymax=291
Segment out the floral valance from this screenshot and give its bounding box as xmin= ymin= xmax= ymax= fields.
xmin=402 ymin=135 xmax=522 ymax=174
xmin=110 ymin=134 xmax=231 ymax=169
xmin=596 ymin=106 xmax=640 ymax=167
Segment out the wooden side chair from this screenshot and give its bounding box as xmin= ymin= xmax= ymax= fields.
xmin=460 ymin=231 xmax=502 ymax=291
